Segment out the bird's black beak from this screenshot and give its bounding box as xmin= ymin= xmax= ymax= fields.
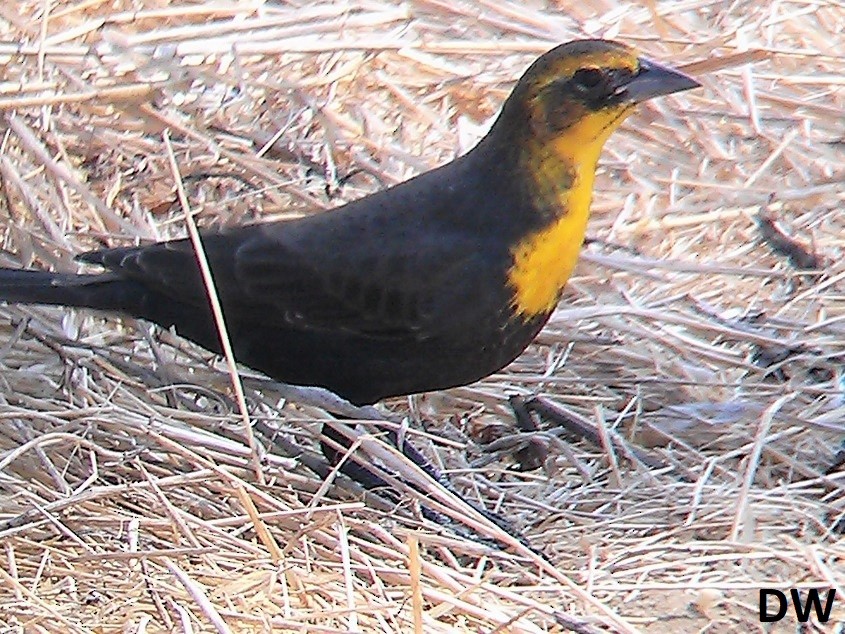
xmin=621 ymin=57 xmax=701 ymax=103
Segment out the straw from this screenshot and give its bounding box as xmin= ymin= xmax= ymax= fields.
xmin=0 ymin=1 xmax=843 ymax=631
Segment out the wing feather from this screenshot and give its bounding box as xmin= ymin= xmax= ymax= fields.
xmin=80 ymin=212 xmax=497 ymax=340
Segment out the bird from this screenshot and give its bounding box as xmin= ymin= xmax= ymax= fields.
xmin=0 ymin=39 xmax=698 ymax=482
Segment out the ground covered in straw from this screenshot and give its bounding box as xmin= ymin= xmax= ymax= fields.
xmin=0 ymin=1 xmax=843 ymax=633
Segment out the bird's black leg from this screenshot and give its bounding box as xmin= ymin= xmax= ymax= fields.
xmin=517 ymin=395 xmax=668 ymax=471
xmin=507 ymin=395 xmax=552 ymax=471
xmin=319 ymin=420 xmax=396 ymax=492
xmin=319 ymin=419 xmax=530 ymax=548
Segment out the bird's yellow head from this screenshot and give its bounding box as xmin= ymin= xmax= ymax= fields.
xmin=500 ymin=39 xmax=699 ymax=174
xmin=495 ymin=39 xmax=699 ymax=319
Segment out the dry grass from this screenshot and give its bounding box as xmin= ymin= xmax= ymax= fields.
xmin=0 ymin=1 xmax=844 ymax=632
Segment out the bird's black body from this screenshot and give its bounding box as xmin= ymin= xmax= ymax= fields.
xmin=0 ymin=139 xmax=547 ymax=405
xmin=0 ymin=40 xmax=698 ymax=413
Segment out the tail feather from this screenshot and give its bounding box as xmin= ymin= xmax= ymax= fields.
xmin=0 ymin=267 xmax=219 ymax=354
xmin=0 ymin=267 xmax=139 ymax=312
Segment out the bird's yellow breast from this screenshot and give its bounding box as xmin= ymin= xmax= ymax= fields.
xmin=507 ymin=166 xmax=595 ymax=318
xmin=507 ymin=109 xmax=627 ymax=319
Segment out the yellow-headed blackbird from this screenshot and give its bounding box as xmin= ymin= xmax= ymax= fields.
xmin=0 ymin=40 xmax=697 ymax=408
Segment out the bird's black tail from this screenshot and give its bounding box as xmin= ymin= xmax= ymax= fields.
xmin=0 ymin=267 xmax=141 ymax=313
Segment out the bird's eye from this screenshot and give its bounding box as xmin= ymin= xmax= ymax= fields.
xmin=572 ymin=68 xmax=605 ymax=91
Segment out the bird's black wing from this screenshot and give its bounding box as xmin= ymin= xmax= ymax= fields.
xmin=80 ymin=211 xmax=501 ymax=340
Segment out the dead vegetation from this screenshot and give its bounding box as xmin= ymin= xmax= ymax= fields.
xmin=0 ymin=1 xmax=843 ymax=632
